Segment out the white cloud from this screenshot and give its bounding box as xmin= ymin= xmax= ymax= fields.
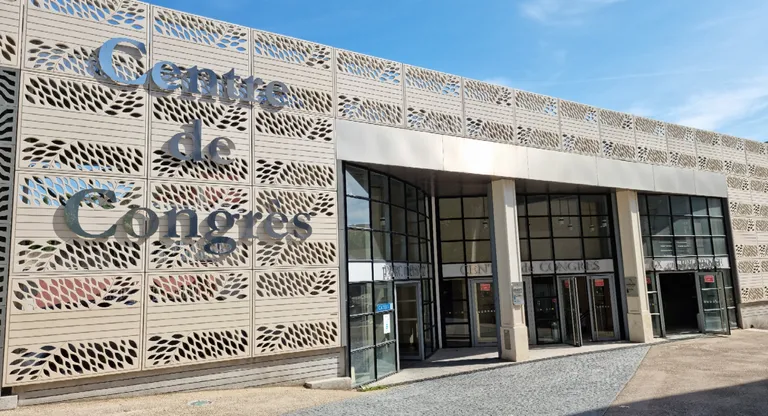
xmin=672 ymin=76 xmax=768 ymax=134
xmin=519 ymin=0 xmax=623 ymax=25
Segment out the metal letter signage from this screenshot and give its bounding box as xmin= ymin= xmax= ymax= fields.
xmin=98 ymin=37 xmax=289 ymax=106
xmin=64 ymin=119 xmax=312 ymax=254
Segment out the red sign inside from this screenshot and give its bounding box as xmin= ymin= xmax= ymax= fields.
xmin=646 ymin=277 xmax=651 ymax=284
xmin=564 ymin=281 xmax=570 ymax=288
xmin=704 ymin=275 xmax=715 ymax=283
xmin=480 ymin=283 xmax=491 ymax=292
xmin=594 ymin=279 xmax=605 ymax=287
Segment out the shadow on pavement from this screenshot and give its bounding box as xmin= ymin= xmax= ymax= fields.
xmin=575 ymin=379 xmax=768 ymax=416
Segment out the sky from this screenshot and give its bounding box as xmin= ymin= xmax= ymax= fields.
xmin=151 ymin=0 xmax=768 ymax=141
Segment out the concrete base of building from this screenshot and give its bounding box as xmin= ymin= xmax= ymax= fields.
xmin=0 ymin=395 xmax=18 ymax=411
xmin=499 ymin=324 xmax=529 ymax=362
xmin=304 ymin=377 xmax=352 ymax=390
xmin=627 ymin=311 xmax=655 ymax=343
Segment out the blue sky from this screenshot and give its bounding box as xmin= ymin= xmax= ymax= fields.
xmin=151 ymin=0 xmax=768 ymax=141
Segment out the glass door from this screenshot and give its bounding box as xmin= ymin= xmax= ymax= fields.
xmin=587 ymin=275 xmax=620 ymax=341
xmin=695 ymin=272 xmax=730 ymax=335
xmin=469 ymin=279 xmax=497 ymax=345
xmin=395 ymin=282 xmax=423 ymax=360
xmin=646 ymin=272 xmax=666 ymax=338
xmin=558 ymin=277 xmax=582 ymax=346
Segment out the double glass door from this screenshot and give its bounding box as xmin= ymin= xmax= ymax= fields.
xmin=558 ymin=275 xmax=619 ymax=346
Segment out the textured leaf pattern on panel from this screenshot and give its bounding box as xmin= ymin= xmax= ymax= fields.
xmin=30 ymin=0 xmax=146 ymax=30
xmin=149 ymin=240 xmax=250 ymax=269
xmin=407 ymin=108 xmax=462 ymax=135
xmin=24 ymin=76 xmax=144 ymax=118
xmin=254 ymin=111 xmax=333 ymax=141
xmin=152 ymin=150 xmax=248 ymax=182
xmin=466 ymin=118 xmax=515 ymax=143
xmin=21 ymin=137 xmax=144 ymax=174
xmin=7 ymin=339 xmax=139 ymax=383
xmin=149 ymin=273 xmax=248 ymax=303
xmin=254 ymin=189 xmax=334 ymax=217
xmin=0 ymin=69 xmax=18 ymax=105
xmin=254 ymin=31 xmax=331 ymax=69
xmin=0 ymin=34 xmax=16 ymax=66
xmin=12 ymin=275 xmax=140 ymax=312
xmin=146 ymin=330 xmax=248 ymax=366
xmin=336 ymin=51 xmax=400 ymax=84
xmin=153 ymin=96 xmax=248 ymax=131
xmin=253 ymin=160 xmax=334 ymax=188
xmin=151 ymin=184 xmax=249 ymax=213
xmin=17 ymin=239 xmax=142 ymax=272
xmin=254 ymin=241 xmax=336 ymax=267
xmin=154 ymin=8 xmax=246 ymax=51
xmin=26 ymin=39 xmax=145 ymax=81
xmin=406 ymin=67 xmax=460 ymax=97
xmin=253 ymin=322 xmax=338 ymax=354
xmin=464 ymin=80 xmax=513 ymax=106
xmin=338 ymin=96 xmax=402 ymax=125
xmin=19 ymin=175 xmax=142 ymax=207
xmin=254 ymin=270 xmax=336 ymax=298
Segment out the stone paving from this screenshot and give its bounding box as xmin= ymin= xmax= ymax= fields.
xmin=292 ymin=346 xmax=650 ymax=416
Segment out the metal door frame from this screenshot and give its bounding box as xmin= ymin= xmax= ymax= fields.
xmin=557 ymin=276 xmax=582 ymax=347
xmin=395 ymin=281 xmax=424 ymax=361
xmin=523 ymin=275 xmax=536 ymax=345
xmin=468 ymin=277 xmax=496 ymax=346
xmin=694 ymin=271 xmax=731 ymax=335
xmin=650 ymin=272 xmax=668 ymax=338
xmin=585 ymin=274 xmax=621 ymax=341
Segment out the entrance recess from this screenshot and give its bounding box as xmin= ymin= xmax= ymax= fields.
xmin=469 ymin=279 xmax=497 ymax=345
xmin=557 ymin=275 xmax=620 ymax=346
xmin=396 ymin=282 xmax=423 ymax=360
xmin=654 ymin=271 xmax=731 ymax=336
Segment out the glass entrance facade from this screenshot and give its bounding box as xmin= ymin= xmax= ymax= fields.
xmin=344 ymin=164 xmax=436 ymax=386
xmin=638 ymin=193 xmax=738 ymax=335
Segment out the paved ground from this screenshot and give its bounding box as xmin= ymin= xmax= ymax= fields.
xmin=3 ymin=387 xmax=361 ymax=416
xmin=6 ymin=330 xmax=768 ymax=415
xmin=606 ymin=329 xmax=768 ymax=416
xmin=293 ymin=346 xmax=650 ymax=416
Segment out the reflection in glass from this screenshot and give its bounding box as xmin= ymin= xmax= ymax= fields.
xmin=710 ymin=218 xmax=725 ymax=235
xmin=390 ymin=179 xmax=405 ymax=207
xmin=551 ymin=195 xmax=579 ymax=216
xmin=580 ymin=195 xmax=609 ymax=215
xmin=708 ymin=198 xmax=723 ymax=216
xmin=391 ymin=207 xmax=406 ymax=233
xmin=346 ymin=197 xmax=370 ymax=228
xmin=528 ymin=217 xmax=551 ymax=238
xmin=372 ymin=232 xmax=391 ymax=261
xmin=691 ymin=197 xmax=708 ymax=216
xmin=350 ymin=315 xmax=374 ymax=350
xmin=551 ymin=217 xmax=581 ymax=237
xmin=439 ymin=198 xmax=462 ymax=218
xmin=464 ymin=219 xmax=490 ymax=240
xmin=553 ymin=238 xmax=583 ymax=260
xmin=370 ymin=173 xmax=389 ymax=201
xmin=693 ymin=217 xmax=710 ymax=235
xmin=674 ymin=237 xmax=696 ymax=256
xmin=530 ymin=239 xmax=553 ymax=260
xmin=670 ymin=196 xmax=691 ymax=215
xmin=584 ymin=238 xmax=612 ymax=259
xmin=348 ymin=229 xmax=372 ymax=260
xmin=392 ymin=234 xmax=407 ymax=262
xmin=375 ymin=343 xmax=396 ymax=376
xmin=673 ymin=217 xmax=694 ymax=235
xmin=349 ymin=283 xmax=373 ymax=315
xmin=346 ymin=167 xmax=369 ymax=198
xmin=441 ymin=242 xmax=465 ymax=263
xmin=351 ymin=348 xmax=375 ymax=385
xmin=463 ymin=197 xmax=487 ymax=218
xmin=371 ymin=202 xmax=390 ymax=231
xmin=582 ymin=216 xmax=611 ymax=237
xmin=527 ymin=195 xmax=549 ymax=216
xmin=650 ymin=216 xmax=672 ymax=235
xmin=465 ymin=240 xmax=492 ymax=262
xmin=647 ymin=195 xmax=670 ymax=215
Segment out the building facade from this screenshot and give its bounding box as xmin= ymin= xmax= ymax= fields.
xmin=0 ymin=0 xmax=765 ymax=404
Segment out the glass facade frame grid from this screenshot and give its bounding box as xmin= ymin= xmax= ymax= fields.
xmin=437 ymin=196 xmax=492 ymax=347
xmin=343 ymin=164 xmax=436 ymax=386
xmin=637 ymin=193 xmax=738 ymax=331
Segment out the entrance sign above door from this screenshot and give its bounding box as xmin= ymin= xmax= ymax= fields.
xmin=520 ymin=259 xmax=614 ymax=275
xmin=98 ymin=38 xmax=289 ymax=106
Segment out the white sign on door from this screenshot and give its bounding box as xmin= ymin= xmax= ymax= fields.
xmin=383 ymin=314 xmax=391 ymax=334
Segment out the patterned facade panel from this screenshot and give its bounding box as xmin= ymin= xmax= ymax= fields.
xmin=253 ymin=30 xmax=333 ymax=116
xmin=253 ymin=187 xmax=337 ymax=243
xmin=720 ymin=134 xmax=748 ymax=177
xmin=515 ymin=91 xmax=560 ymax=150
xmin=744 ymin=139 xmax=768 ymax=181
xmin=253 ymin=111 xmax=334 ymax=167
xmin=336 ymin=49 xmax=403 ymax=127
xmin=559 ymin=100 xmax=600 ymax=156
xmin=726 ymin=176 xmax=752 ymax=204
xmin=18 ymin=72 xmax=147 ymax=176
xmin=150 ymin=92 xmax=250 ymax=185
xmin=634 ymin=117 xmax=668 ymax=165
xmin=151 ymin=6 xmax=248 ymax=76
xmin=404 ymin=66 xmax=462 ymax=136
xmin=0 ymin=0 xmax=23 ymax=68
xmin=462 ymin=79 xmax=515 ymax=144
xmin=24 ymin=0 xmax=147 ymax=82
xmin=599 ymin=109 xmax=636 ymax=161
xmin=145 ymin=271 xmax=251 ymax=369
xmin=252 ymin=269 xmax=339 ymax=356
xmin=694 ymin=129 xmax=725 ymax=173
xmin=12 ymin=173 xmax=146 ymax=273
xmin=665 ymin=123 xmax=697 ymax=169
xmin=4 ymin=273 xmax=143 ymax=385
xmin=147 ymin=181 xmax=252 ymax=270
